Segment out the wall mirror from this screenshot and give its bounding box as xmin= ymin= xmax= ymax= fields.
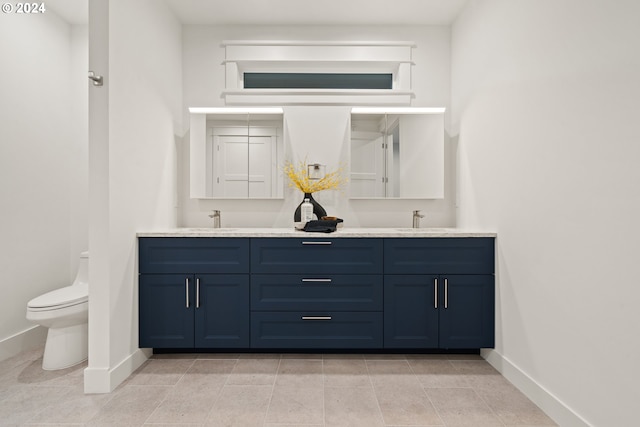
xmin=190 ymin=108 xmax=284 ymax=199
xmin=350 ymin=107 xmax=445 ymax=199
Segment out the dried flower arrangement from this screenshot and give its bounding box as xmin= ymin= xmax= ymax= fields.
xmin=283 ymin=159 xmax=348 ymax=194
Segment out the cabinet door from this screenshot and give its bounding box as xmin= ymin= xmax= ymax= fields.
xmin=439 ymin=275 xmax=494 ymax=349
xmin=195 ymin=274 xmax=250 ymax=348
xmin=384 ymin=275 xmax=439 ymax=348
xmin=139 ymin=274 xmax=194 ymax=348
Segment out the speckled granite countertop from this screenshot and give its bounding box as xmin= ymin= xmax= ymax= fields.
xmin=137 ymin=227 xmax=496 ymax=238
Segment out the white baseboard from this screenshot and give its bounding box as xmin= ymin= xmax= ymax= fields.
xmin=0 ymin=326 xmax=47 ymax=362
xmin=84 ymin=347 xmax=151 ymax=393
xmin=481 ymin=349 xmax=592 ymax=427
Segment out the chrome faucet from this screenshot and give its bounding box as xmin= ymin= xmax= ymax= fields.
xmin=208 ymin=210 xmax=221 ymax=228
xmin=413 ymin=210 xmax=425 ymax=228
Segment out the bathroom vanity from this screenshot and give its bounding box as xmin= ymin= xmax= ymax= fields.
xmin=137 ymin=228 xmax=495 ymax=351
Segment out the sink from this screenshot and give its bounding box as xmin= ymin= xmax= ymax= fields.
xmin=394 ymin=228 xmax=452 ymax=232
xmin=339 ymin=228 xmax=420 ymax=233
xmin=180 ymin=228 xmax=237 ymax=232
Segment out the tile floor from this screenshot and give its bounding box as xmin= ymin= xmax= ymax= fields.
xmin=0 ymin=347 xmax=557 ymax=426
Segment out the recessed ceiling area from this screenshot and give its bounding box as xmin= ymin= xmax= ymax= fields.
xmin=46 ymin=0 xmax=468 ymax=26
xmin=164 ymin=0 xmax=468 ymax=25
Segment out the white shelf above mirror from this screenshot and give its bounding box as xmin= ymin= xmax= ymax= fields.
xmin=221 ymin=40 xmax=416 ymax=106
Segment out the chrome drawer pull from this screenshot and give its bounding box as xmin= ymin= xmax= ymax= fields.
xmin=302 ymin=316 xmax=332 ymax=320
xmin=434 ymin=278 xmax=438 ymax=309
xmin=444 ymin=278 xmax=448 ymax=309
xmin=301 ymin=278 xmax=332 ymax=283
xmin=185 ymin=278 xmax=190 ymax=308
xmin=196 ymin=277 xmax=200 ymax=309
xmin=302 ymin=241 xmax=332 ymax=245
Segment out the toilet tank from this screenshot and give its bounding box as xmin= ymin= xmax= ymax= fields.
xmin=73 ymin=251 xmax=89 ymax=286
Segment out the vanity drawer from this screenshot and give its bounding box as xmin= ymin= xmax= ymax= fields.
xmin=250 ymin=312 xmax=383 ymax=349
xmin=251 ymin=274 xmax=383 ymax=311
xmin=251 ymin=238 xmax=383 ymax=274
xmin=139 ymin=237 xmax=250 ymax=274
xmin=384 ymin=238 xmax=495 ymax=275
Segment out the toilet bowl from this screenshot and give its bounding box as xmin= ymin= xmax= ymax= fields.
xmin=26 ymin=251 xmax=89 ymax=370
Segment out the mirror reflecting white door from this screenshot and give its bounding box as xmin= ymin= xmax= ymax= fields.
xmin=190 ymin=108 xmax=284 ymax=199
xmin=350 ymin=108 xmax=445 ymax=199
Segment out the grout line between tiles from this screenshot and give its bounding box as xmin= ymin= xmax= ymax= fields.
xmin=321 ymin=356 xmax=326 ymax=427
xmin=364 ymin=357 xmax=388 ymax=426
xmin=140 ymin=358 xmax=197 ymax=425
xmin=471 ymin=387 xmax=508 ymax=427
xmin=261 ymin=355 xmax=282 ymax=426
xmin=202 ymin=357 xmax=240 ymax=424
xmin=406 ymin=358 xmax=446 ymax=426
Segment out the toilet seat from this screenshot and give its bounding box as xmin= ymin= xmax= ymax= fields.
xmin=27 ymin=283 xmax=88 ymax=311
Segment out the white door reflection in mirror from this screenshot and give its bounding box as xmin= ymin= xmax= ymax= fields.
xmin=350 ymin=107 xmax=445 ymax=199
xmin=248 ymin=134 xmax=275 ymax=198
xmin=190 ymin=108 xmax=284 ymax=199
xmin=212 ymin=133 xmax=247 ymax=198
xmin=351 ymin=128 xmax=386 ymax=197
xmin=208 ymin=126 xmax=278 ymax=198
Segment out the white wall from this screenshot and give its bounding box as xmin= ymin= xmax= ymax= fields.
xmin=85 ymin=0 xmax=182 ymax=392
xmin=0 ymin=11 xmax=88 ymax=360
xmin=180 ymin=25 xmax=455 ymax=229
xmin=452 ymin=1 xmax=640 ymax=425
xmin=70 ymin=26 xmax=90 ymax=277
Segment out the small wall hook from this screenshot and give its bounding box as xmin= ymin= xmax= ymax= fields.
xmin=88 ymin=71 xmax=103 ymax=87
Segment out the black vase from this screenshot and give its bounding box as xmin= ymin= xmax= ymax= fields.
xmin=294 ymin=193 xmax=327 ymax=222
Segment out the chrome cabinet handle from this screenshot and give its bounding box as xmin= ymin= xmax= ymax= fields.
xmin=302 ymin=316 xmax=332 ymax=320
xmin=434 ymin=278 xmax=438 ymax=309
xmin=302 ymin=241 xmax=332 ymax=245
xmin=444 ymin=278 xmax=448 ymax=309
xmin=301 ymin=278 xmax=332 ymax=283
xmin=196 ymin=277 xmax=200 ymax=309
xmin=185 ymin=278 xmax=190 ymax=308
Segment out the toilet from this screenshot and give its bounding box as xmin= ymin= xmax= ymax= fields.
xmin=26 ymin=251 xmax=89 ymax=370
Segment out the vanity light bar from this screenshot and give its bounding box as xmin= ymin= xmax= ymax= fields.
xmin=351 ymin=107 xmax=446 ymax=114
xmin=188 ymin=107 xmax=284 ymax=114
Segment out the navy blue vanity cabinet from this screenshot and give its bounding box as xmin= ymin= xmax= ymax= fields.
xmin=139 ymin=238 xmax=250 ymax=349
xmin=251 ymin=238 xmax=383 ymax=274
xmin=194 ymin=274 xmax=250 ymax=348
xmin=250 ymin=238 xmax=384 ymax=349
xmin=139 ymin=237 xmax=249 ymax=274
xmin=383 ymin=274 xmax=439 ymax=348
xmin=384 ymin=238 xmax=495 ymax=349
xmin=438 ymin=274 xmax=494 ymax=348
xmin=251 ymin=312 xmax=383 ymax=349
xmin=139 ymin=274 xmax=195 ymax=348
xmin=140 ymin=235 xmax=495 ymax=351
xmin=384 ymin=238 xmax=494 ymax=275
